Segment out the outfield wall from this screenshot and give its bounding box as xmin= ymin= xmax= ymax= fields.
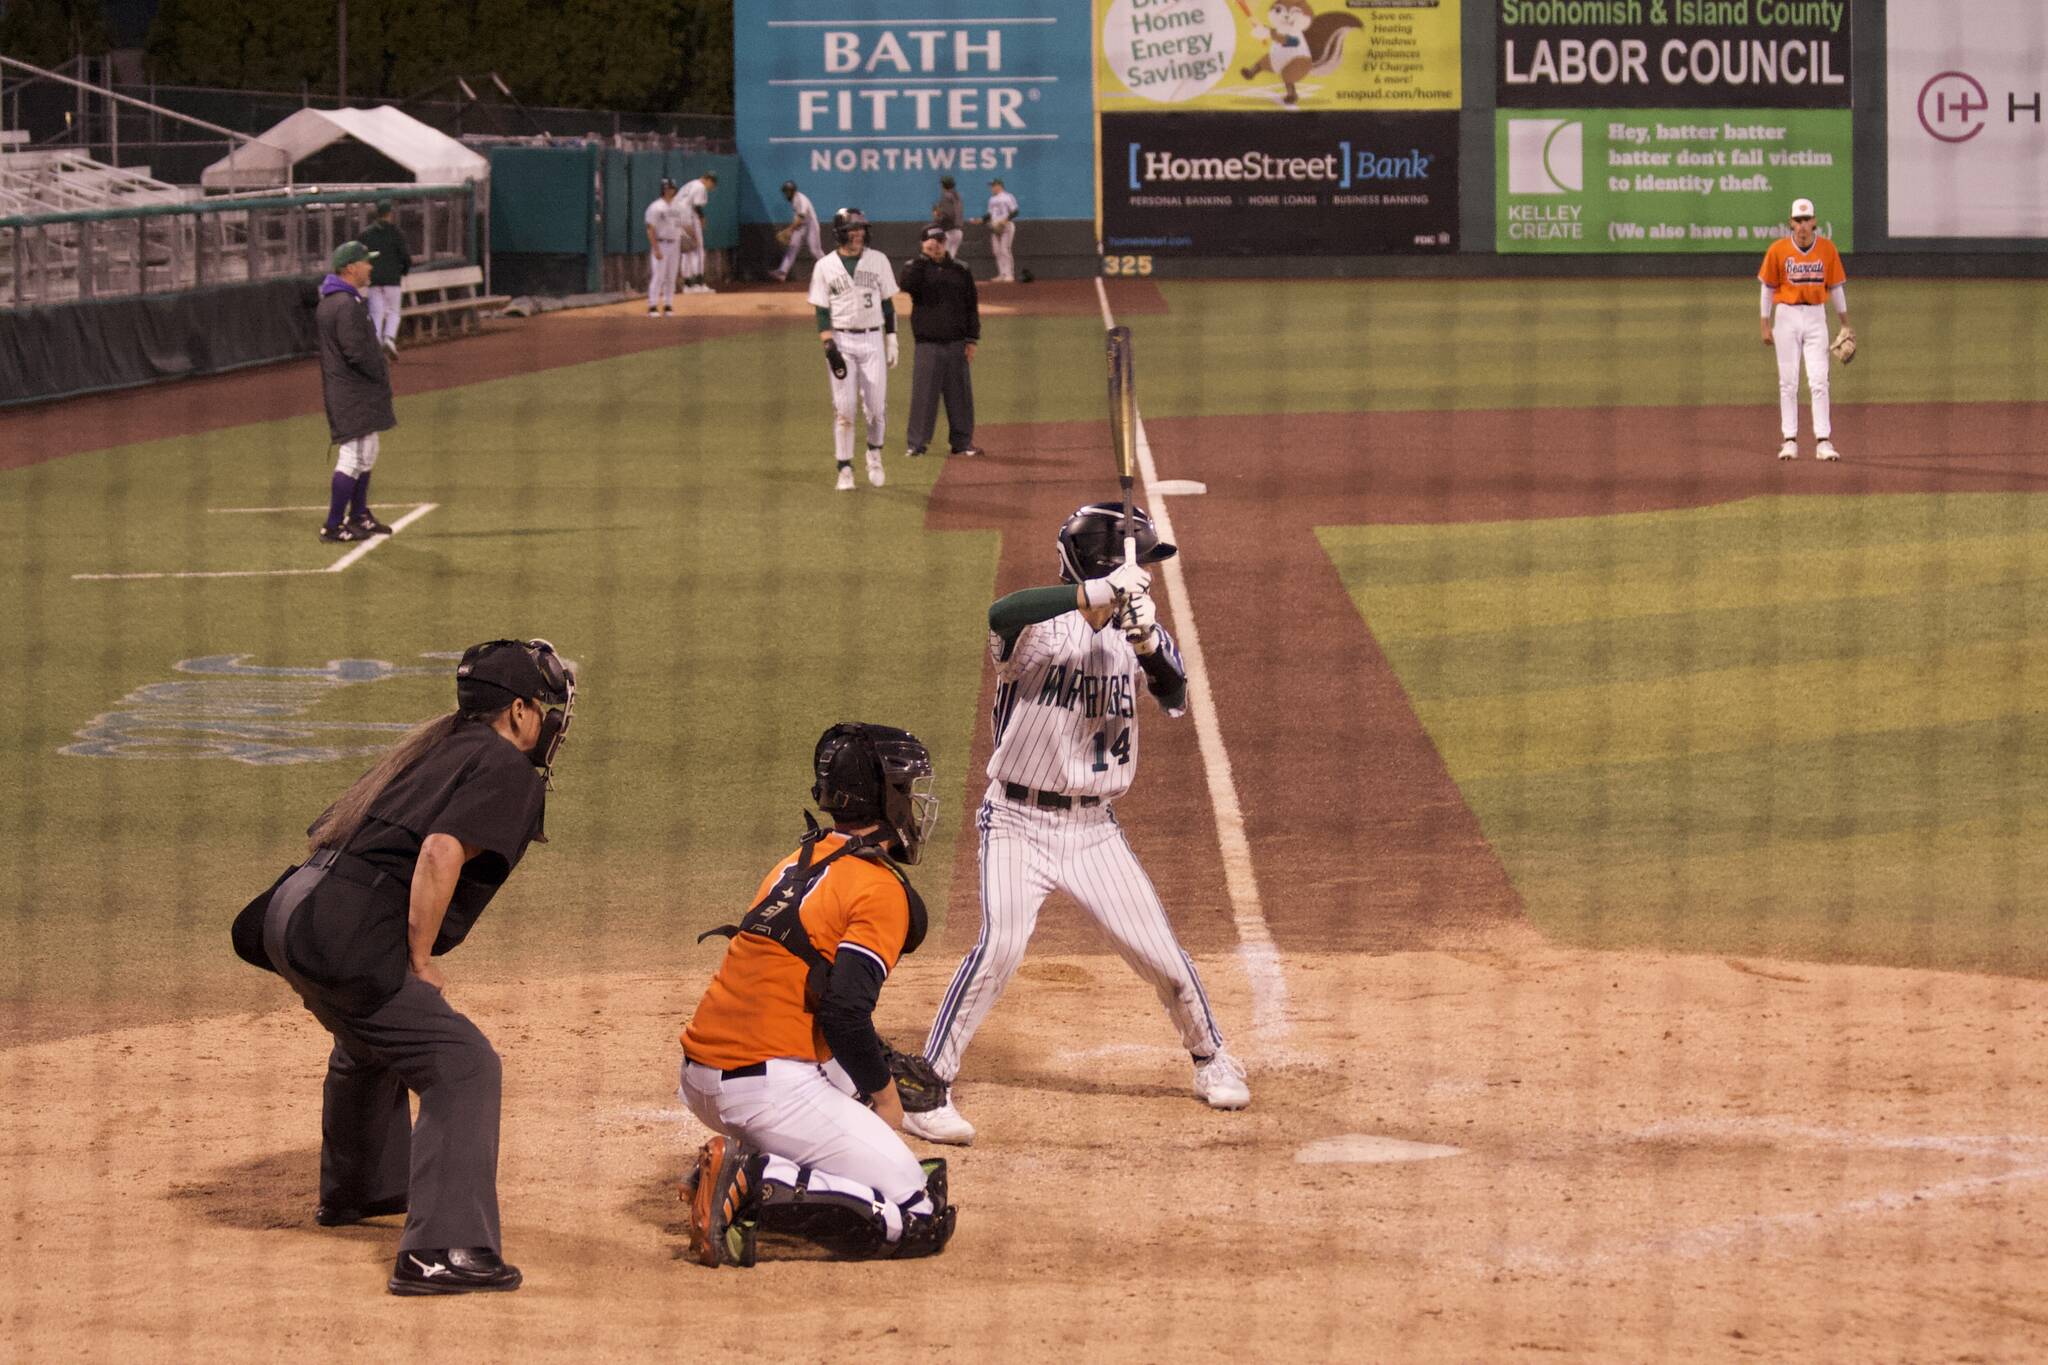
xmin=730 ymin=0 xmax=2047 ymax=281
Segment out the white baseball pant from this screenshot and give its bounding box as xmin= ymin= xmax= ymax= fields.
xmin=990 ymin=223 xmax=1016 ymax=281
xmin=678 ymin=1057 xmax=932 ymax=1238
xmin=335 ymin=433 xmax=380 ymax=477
xmin=830 ymin=329 xmax=888 ymax=464
xmin=680 ymin=244 xmax=706 ymax=284
xmin=1772 ymin=302 xmax=1831 ymax=440
xmin=921 ymin=785 xmax=1225 ymax=1082
xmin=778 ymin=221 xmax=823 ymax=276
xmin=648 ymin=241 xmax=681 ymax=309
xmin=943 ymin=229 xmax=963 ymax=259
xmin=365 ymin=285 xmax=401 ymax=344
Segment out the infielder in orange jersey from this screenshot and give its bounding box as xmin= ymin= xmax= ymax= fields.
xmin=1758 ymin=196 xmax=1854 ymax=461
xmin=675 ymin=724 xmax=957 ymax=1267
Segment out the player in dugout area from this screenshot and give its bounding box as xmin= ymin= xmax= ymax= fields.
xmin=230 ymin=639 xmax=576 ymax=1296
xmin=676 ymin=723 xmax=958 ymax=1267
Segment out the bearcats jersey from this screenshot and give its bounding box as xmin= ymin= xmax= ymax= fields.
xmin=1758 ymin=234 xmax=1845 ymax=306
xmin=644 ymin=196 xmax=688 ymax=241
xmin=986 ymin=611 xmax=1183 ymax=801
xmin=809 ymin=247 xmax=898 ymax=331
xmin=681 ymin=832 xmax=911 ymax=1070
xmin=788 ymin=190 xmax=816 ymax=225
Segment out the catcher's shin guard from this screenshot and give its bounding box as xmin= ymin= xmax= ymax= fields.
xmin=889 ymin=1204 xmax=958 ymax=1260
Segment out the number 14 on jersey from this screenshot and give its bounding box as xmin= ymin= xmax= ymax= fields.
xmin=1091 ymin=728 xmax=1131 ymax=772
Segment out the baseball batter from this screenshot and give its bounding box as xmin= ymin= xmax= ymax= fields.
xmin=905 ymin=502 xmax=1251 ymax=1147
xmin=677 ymin=724 xmax=957 ymax=1266
xmin=678 ymin=172 xmax=717 ymax=294
xmin=1758 ymin=196 xmax=1852 ymax=460
xmin=770 ymin=180 xmax=822 ymax=282
xmin=645 ymin=178 xmax=686 ymax=316
xmin=809 ymin=208 xmax=900 ymax=491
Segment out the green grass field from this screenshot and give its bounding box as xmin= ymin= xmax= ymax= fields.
xmin=7 ymin=278 xmax=2048 ymax=1036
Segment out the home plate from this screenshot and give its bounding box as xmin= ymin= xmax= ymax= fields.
xmin=1296 ymin=1134 xmax=1465 ymax=1165
xmin=1153 ymin=478 xmax=1207 ymax=496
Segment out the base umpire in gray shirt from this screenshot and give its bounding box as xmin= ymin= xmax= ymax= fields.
xmin=898 ymin=225 xmax=984 ymax=458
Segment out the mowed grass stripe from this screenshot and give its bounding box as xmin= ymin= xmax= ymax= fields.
xmin=1321 ymin=493 xmax=2048 ymax=976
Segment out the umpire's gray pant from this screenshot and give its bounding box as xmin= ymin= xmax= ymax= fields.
xmin=263 ymin=864 xmax=504 ymax=1253
xmin=906 ymin=339 xmax=975 ymax=453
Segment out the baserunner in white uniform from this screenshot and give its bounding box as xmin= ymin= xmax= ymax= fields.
xmin=808 ymin=207 xmax=899 ymax=491
xmin=644 ymin=178 xmax=685 ymax=316
xmin=904 ymin=502 xmax=1251 ymax=1147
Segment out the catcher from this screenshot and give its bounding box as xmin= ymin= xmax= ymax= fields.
xmin=675 ymin=723 xmax=957 ymax=1266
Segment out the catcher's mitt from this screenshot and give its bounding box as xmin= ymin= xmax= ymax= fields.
xmin=881 ymin=1043 xmax=948 ymax=1113
xmin=1829 ymin=327 xmax=1857 ymax=365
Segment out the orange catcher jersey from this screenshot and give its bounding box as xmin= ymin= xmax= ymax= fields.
xmin=1758 ymin=235 xmax=1846 ymax=307
xmin=681 ymin=832 xmax=911 ymax=1070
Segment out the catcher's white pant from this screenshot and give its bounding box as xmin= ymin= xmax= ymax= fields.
xmin=335 ymin=432 xmax=380 ymax=477
xmin=678 ymin=1057 xmax=932 ymax=1235
xmin=990 ymin=222 xmax=1016 ymax=281
xmin=648 ymin=242 xmax=681 ymax=309
xmin=830 ymin=328 xmax=888 ymax=464
xmin=778 ymin=221 xmax=823 ymax=276
xmin=1772 ymin=302 xmax=1831 ymax=440
xmin=365 ymin=285 xmax=401 ymax=344
xmin=921 ymin=783 xmax=1225 ymax=1082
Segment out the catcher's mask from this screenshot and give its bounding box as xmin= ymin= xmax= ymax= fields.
xmin=1055 ymin=501 xmax=1178 ymax=583
xmin=456 ymin=638 xmax=577 ymax=786
xmin=831 ymin=206 xmax=869 ymax=246
xmin=812 ymin=722 xmax=937 ymax=865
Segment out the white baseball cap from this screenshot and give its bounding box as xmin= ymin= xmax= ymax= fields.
xmin=1790 ymin=197 xmax=1816 ymax=219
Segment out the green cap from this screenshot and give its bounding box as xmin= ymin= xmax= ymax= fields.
xmin=331 ymin=240 xmax=378 ymax=271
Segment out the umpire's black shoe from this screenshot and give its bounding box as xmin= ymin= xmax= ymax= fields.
xmin=318 ymin=522 xmax=363 ymax=543
xmin=315 ymin=1193 xmax=408 ymax=1227
xmin=388 ymin=1247 xmax=522 ymax=1296
xmin=352 ymin=513 xmax=394 ymax=536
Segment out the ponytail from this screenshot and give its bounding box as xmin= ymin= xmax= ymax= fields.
xmin=306 ymin=710 xmax=471 ymax=855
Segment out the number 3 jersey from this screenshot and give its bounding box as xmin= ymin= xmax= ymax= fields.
xmin=807 ymin=246 xmax=898 ymax=332
xmin=986 ymin=611 xmax=1183 ymax=801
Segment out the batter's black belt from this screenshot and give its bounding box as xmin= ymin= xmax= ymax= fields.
xmin=1003 ymin=782 xmax=1100 ymax=811
xmin=306 ymin=846 xmax=402 ymax=899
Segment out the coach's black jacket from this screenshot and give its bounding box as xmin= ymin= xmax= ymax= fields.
xmin=314 ymin=276 xmax=395 ymax=444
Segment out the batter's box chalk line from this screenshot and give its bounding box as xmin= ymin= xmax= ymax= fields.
xmin=74 ymin=502 xmax=439 ymax=581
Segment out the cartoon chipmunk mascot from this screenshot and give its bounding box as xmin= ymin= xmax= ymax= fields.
xmin=1239 ymin=0 xmax=1363 ymax=106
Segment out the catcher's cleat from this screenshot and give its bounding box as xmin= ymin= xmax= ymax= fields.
xmin=836 ymin=463 xmax=856 ymax=492
xmin=1193 ymin=1050 xmax=1251 ymax=1110
xmin=319 ymin=522 xmax=363 ymax=543
xmin=902 ymin=1101 xmax=975 ymax=1146
xmin=1777 ymin=439 xmax=1799 ymax=460
xmin=352 ymin=514 xmax=394 ymax=536
xmin=387 ymin=1246 xmax=522 ymax=1295
xmin=315 ymin=1193 xmax=407 ymax=1226
xmin=1816 ymin=439 xmax=1842 ymax=461
xmin=687 ymin=1136 xmax=759 ymax=1268
xmin=865 ymin=448 xmax=886 ymax=488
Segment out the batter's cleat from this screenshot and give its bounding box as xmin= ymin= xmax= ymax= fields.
xmin=1816 ymin=438 xmax=1842 ymax=461
xmin=315 ymin=1193 xmax=407 ymax=1227
xmin=866 ymin=449 xmax=886 ymax=488
xmin=319 ymin=522 xmax=363 ymax=543
xmin=902 ymin=1101 xmax=976 ymax=1146
xmin=1193 ymin=1050 xmax=1252 ymax=1110
xmin=352 ymin=513 xmax=393 ymax=536
xmin=1777 ymin=439 xmax=1799 ymax=460
xmin=686 ymin=1136 xmax=759 ymax=1268
xmin=836 ymin=463 xmax=856 ymax=492
xmin=387 ymin=1247 xmax=522 ymax=1295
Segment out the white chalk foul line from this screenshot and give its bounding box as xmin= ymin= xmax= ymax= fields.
xmin=73 ymin=502 xmax=439 ymax=581
xmin=1095 ymin=277 xmax=1289 ymax=1043
xmin=206 ymin=502 xmax=430 ymax=515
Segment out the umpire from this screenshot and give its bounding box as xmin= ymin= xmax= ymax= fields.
xmin=897 ymin=224 xmax=983 ymax=458
xmin=231 ymin=639 xmax=576 ymax=1295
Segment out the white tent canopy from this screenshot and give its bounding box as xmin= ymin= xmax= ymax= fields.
xmin=201 ymin=106 xmax=488 ymax=191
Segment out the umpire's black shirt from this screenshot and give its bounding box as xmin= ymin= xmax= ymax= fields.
xmin=898 ymin=255 xmax=980 ymax=344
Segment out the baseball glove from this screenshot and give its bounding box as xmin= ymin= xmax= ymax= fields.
xmin=1830 ymin=327 xmax=1857 ymax=365
xmin=824 ymin=342 xmax=847 ymax=380
xmin=882 ymin=1043 xmax=948 ymax=1113
xmin=776 ymin=225 xmax=794 ymax=246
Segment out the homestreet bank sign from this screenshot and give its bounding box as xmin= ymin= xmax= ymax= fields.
xmin=734 ymin=0 xmax=1095 ymax=226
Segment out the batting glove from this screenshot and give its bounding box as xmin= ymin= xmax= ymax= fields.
xmin=1106 ymin=559 xmax=1151 ymax=599
xmin=1120 ymin=591 xmax=1159 ymax=654
xmin=885 ymin=334 xmax=900 ymax=368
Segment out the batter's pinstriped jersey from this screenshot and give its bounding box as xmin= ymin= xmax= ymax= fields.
xmin=986 ymin=611 xmax=1184 ymax=800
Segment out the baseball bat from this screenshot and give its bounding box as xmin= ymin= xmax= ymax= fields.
xmin=1105 ymin=326 xmax=1138 ymax=567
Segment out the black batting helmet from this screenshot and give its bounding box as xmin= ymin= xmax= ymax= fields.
xmin=831 ymin=207 xmax=869 ymax=245
xmin=812 ymin=722 xmax=938 ymax=865
xmin=1055 ymin=502 xmax=1177 ymax=583
xmin=781 ymin=179 xmax=797 ymax=199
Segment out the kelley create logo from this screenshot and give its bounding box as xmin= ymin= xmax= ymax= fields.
xmin=1507 ymin=118 xmax=1583 ymax=194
